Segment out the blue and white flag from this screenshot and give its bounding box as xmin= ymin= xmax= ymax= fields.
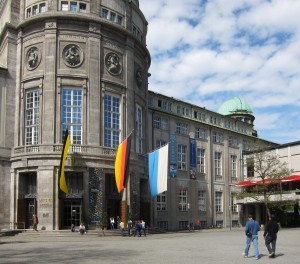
xmin=148 ymin=144 xmax=169 ymax=197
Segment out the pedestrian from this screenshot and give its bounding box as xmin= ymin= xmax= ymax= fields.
xmin=196 ymin=219 xmax=201 ymax=229
xmin=79 ymin=223 xmax=86 ymax=235
xmin=243 ymin=214 xmax=260 ymax=260
xmin=141 ymin=220 xmax=146 ymax=236
xmin=110 ymin=217 xmax=115 ymax=229
xmin=119 ymin=220 xmax=125 ymax=236
xmin=263 ymin=215 xmax=279 ymax=258
xmin=127 ymin=219 xmax=133 ymax=237
xmin=133 ymin=221 xmax=139 ymax=237
xmin=33 ymin=214 xmax=38 ymax=232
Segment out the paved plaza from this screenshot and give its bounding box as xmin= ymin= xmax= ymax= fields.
xmin=0 ymin=228 xmax=299 ymax=264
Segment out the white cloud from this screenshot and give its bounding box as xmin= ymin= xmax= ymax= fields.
xmin=139 ymin=0 xmax=300 ymax=144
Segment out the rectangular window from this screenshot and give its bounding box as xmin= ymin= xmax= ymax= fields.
xmin=214 ymin=152 xmax=222 ymax=176
xmin=61 ymin=2 xmax=69 ymax=11
xmin=25 ymin=89 xmax=40 ymax=145
xmin=213 ymin=131 xmax=223 ymax=143
xmin=215 ymin=192 xmax=223 ymax=212
xmin=70 ymin=2 xmax=77 ymax=12
xmin=62 ymin=89 xmax=82 ymax=144
xmin=157 ymin=221 xmax=168 ymax=230
xmin=161 ymin=118 xmax=168 ymax=130
xmin=179 ymin=189 xmax=187 ymax=211
xmin=40 ymin=3 xmax=46 ymax=13
xmin=177 ymin=144 xmax=187 ymax=170
xmin=102 ymin=8 xmax=108 ymax=18
xmin=110 ymin=12 xmax=116 ymax=22
xmin=132 ymin=25 xmax=136 ymax=35
xmin=79 ymin=3 xmax=86 ymax=13
xmin=231 ymin=193 xmax=238 ymax=213
xmin=196 ymin=148 xmax=205 ymax=173
xmin=198 ymin=190 xmax=206 ymax=212
xmin=231 ymin=155 xmax=237 ymax=178
xmin=153 ymin=116 xmax=160 ymax=129
xmin=246 ymin=158 xmax=254 ymax=177
xmin=176 ymin=123 xmax=188 ymax=135
xmin=117 ymin=16 xmax=123 ymax=25
xmin=104 ymin=94 xmax=120 ymax=148
xmin=156 ymin=192 xmax=167 ymax=211
xmin=26 ymin=8 xmax=31 ymax=17
xmin=136 ymin=105 xmax=143 ymax=154
xmin=153 ymin=116 xmax=168 ymax=130
xmin=156 ymin=140 xmax=167 ymax=148
xmin=195 ymin=128 xmax=206 ymax=140
xmin=32 ymin=5 xmax=38 ymax=15
xmin=66 ymin=172 xmax=83 ymax=194
xmin=229 ymin=136 xmax=238 ymax=147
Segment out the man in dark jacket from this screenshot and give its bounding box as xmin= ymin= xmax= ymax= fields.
xmin=263 ymin=215 xmax=279 ymax=258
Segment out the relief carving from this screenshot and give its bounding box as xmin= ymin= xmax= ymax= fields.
xmin=26 ymin=47 xmax=41 ymax=70
xmin=63 ymin=44 xmax=84 ymax=68
xmin=105 ymin=52 xmax=122 ymax=75
xmin=136 ymin=69 xmax=142 ymax=87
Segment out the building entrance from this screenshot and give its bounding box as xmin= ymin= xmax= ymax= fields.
xmin=62 ymin=200 xmax=82 ymax=228
xmin=26 ymin=199 xmax=36 ymax=228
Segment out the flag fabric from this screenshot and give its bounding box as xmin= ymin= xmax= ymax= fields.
xmin=59 ymin=129 xmax=71 ymax=194
xmin=114 ymin=135 xmax=131 ymax=193
xmin=148 ymin=144 xmax=169 ymax=197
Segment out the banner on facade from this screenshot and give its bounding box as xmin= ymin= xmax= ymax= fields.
xmin=190 ymin=138 xmax=196 ymax=179
xmin=169 ymin=133 xmax=177 ymax=177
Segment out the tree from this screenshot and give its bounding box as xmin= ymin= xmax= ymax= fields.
xmin=239 ymin=145 xmax=293 ymax=220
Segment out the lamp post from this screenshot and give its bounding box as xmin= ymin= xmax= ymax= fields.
xmin=229 ymin=205 xmax=232 ymax=230
xmin=187 ymin=202 xmax=190 ymax=230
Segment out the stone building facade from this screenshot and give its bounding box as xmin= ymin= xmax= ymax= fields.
xmin=1 ymin=0 xmax=278 ymax=231
xmin=147 ymin=91 xmax=274 ymax=230
xmin=0 ymin=0 xmax=151 ymax=230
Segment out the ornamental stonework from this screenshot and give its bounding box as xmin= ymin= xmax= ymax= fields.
xmin=62 ymin=44 xmax=84 ymax=68
xmin=26 ymin=47 xmax=41 ymax=70
xmin=136 ymin=69 xmax=142 ymax=87
xmin=105 ymin=52 xmax=122 ymax=75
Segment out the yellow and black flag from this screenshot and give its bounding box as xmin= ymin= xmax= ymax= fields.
xmin=59 ymin=129 xmax=71 ymax=194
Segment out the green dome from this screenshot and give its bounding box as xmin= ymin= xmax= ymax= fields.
xmin=218 ymin=96 xmax=253 ymax=116
xmin=132 ymin=0 xmax=139 ymax=7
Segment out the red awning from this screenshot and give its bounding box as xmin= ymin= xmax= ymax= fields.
xmin=281 ymin=175 xmax=300 ymax=182
xmin=235 ymin=175 xmax=300 ymax=187
xmin=235 ymin=180 xmax=257 ymax=187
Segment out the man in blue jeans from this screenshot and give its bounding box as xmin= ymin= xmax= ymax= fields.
xmin=243 ymin=214 xmax=261 ymax=260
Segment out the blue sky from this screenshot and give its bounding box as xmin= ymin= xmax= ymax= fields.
xmin=139 ymin=0 xmax=300 ymax=144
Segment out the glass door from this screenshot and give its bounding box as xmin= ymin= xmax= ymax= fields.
xmin=62 ymin=200 xmax=82 ymax=228
xmin=26 ymin=199 xmax=36 ymax=228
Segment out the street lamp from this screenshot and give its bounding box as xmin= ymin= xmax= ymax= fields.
xmin=187 ymin=203 xmax=190 ymax=230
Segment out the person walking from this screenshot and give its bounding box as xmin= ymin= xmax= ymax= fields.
xmin=110 ymin=217 xmax=115 ymax=229
xmin=133 ymin=221 xmax=139 ymax=237
xmin=119 ymin=221 xmax=125 ymax=236
xmin=141 ymin=220 xmax=146 ymax=236
xmin=243 ymin=214 xmax=261 ymax=260
xmin=33 ymin=214 xmax=38 ymax=232
xmin=127 ymin=219 xmax=133 ymax=237
xmin=263 ymin=215 xmax=279 ymax=258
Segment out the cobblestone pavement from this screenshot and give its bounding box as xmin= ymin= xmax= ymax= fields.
xmin=0 ymin=228 xmax=299 ymax=264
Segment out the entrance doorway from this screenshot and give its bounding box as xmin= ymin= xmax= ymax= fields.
xmin=26 ymin=199 xmax=36 ymax=228
xmin=62 ymin=200 xmax=82 ymax=228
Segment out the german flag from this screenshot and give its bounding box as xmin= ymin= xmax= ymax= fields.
xmin=59 ymin=129 xmax=71 ymax=194
xmin=114 ymin=135 xmax=131 ymax=193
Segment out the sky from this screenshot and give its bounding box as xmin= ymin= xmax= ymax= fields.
xmin=139 ymin=0 xmax=300 ymax=144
